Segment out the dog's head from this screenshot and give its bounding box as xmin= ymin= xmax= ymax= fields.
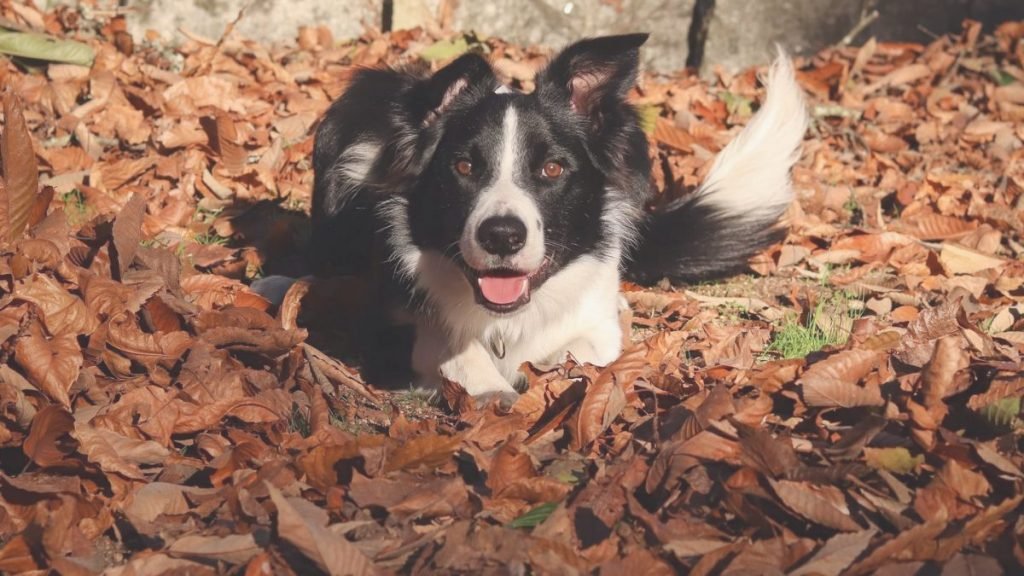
xmin=394 ymin=34 xmax=651 ymax=314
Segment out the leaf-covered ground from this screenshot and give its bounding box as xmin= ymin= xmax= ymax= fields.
xmin=1 ymin=3 xmax=1024 ymax=574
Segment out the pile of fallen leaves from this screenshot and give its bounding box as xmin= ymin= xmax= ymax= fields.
xmin=1 ymin=0 xmax=1024 ymax=573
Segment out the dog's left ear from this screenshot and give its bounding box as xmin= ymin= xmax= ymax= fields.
xmin=536 ymin=33 xmax=648 ymax=122
xmin=411 ymin=52 xmax=497 ymax=126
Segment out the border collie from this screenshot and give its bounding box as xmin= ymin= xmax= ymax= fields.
xmin=262 ymin=34 xmax=806 ymax=405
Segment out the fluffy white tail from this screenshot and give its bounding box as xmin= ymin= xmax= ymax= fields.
xmin=691 ymin=51 xmax=807 ymax=221
xmin=626 ymin=51 xmax=807 ymax=283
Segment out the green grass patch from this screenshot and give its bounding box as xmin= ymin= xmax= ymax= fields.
xmin=289 ymin=404 xmax=311 ymax=438
xmin=60 ymin=188 xmax=90 ymax=226
xmin=328 ymin=407 xmax=372 ymax=436
xmin=979 ymin=397 xmax=1021 ymax=431
xmin=766 ymin=291 xmax=861 ymax=359
xmin=393 ymin=388 xmax=435 ymax=413
xmin=719 ymin=91 xmax=753 ymax=117
xmin=844 ymin=190 xmax=863 ymax=225
xmin=193 ymin=230 xmax=229 ymax=246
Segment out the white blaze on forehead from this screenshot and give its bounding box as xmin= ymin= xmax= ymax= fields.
xmin=460 ymin=106 xmax=546 ymax=272
xmin=497 ymin=107 xmax=518 ymax=185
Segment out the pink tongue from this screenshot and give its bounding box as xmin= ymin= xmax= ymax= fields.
xmin=478 ymin=275 xmax=529 ymax=305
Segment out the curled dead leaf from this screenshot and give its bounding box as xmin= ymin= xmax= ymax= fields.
xmin=1 ymin=92 xmax=40 ymax=245
xmin=212 ymin=112 xmax=248 ymax=174
xmin=23 ymin=404 xmax=76 ymax=468
xmin=571 ymin=335 xmax=671 ymax=450
xmin=107 ymin=311 xmax=191 ymax=367
xmin=182 ymin=274 xmax=271 ymax=312
xmin=768 ymin=478 xmax=862 ymax=531
xmin=266 ymin=483 xmax=377 ymax=576
xmin=167 ymin=533 xmax=260 ymax=566
xmin=920 ymin=335 xmax=970 ymax=422
xmin=14 ymin=322 xmax=83 ymax=407
xmin=15 ymin=273 xmax=99 ymax=337
xmin=193 ymin=306 xmax=305 ymax=356
xmin=895 ymin=300 xmax=962 ymax=367
xmin=487 ymin=433 xmax=535 ymax=496
xmin=799 ymin=348 xmax=884 ymax=408
xmin=72 ymin=421 xmax=170 ymax=480
xmin=111 ymin=193 xmax=147 ymax=278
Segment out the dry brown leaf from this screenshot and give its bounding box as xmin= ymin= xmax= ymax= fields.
xmin=572 ymin=343 xmax=649 ymax=449
xmin=196 ymin=322 xmax=304 ymax=357
xmin=183 ymin=275 xmax=272 ymax=312
xmin=845 ymin=518 xmax=947 ymax=575
xmin=487 ymin=434 xmax=535 ymax=496
xmin=828 ymin=233 xmax=915 ymax=263
xmin=167 ymin=534 xmax=260 ymax=566
xmin=213 ymin=112 xmax=247 ymax=174
xmin=14 ymin=322 xmax=83 ymax=407
xmin=497 ymin=476 xmax=571 ymax=504
xmin=938 ymin=459 xmax=990 ymax=502
xmin=0 ymin=534 xmax=40 ymax=574
xmin=267 ymin=483 xmax=377 ymax=576
xmin=653 ymin=117 xmax=693 ymax=152
xmin=123 ymin=481 xmax=193 ymax=526
xmin=172 ymin=395 xmax=285 ymax=434
xmin=920 ymin=335 xmax=970 ymax=421
xmin=896 ymin=300 xmax=962 ymax=367
xmin=0 ymin=365 xmax=38 ymax=427
xmin=15 ymin=273 xmax=99 ymax=337
xmin=738 ymin=426 xmax=803 ymax=479
xmin=107 ymin=311 xmax=191 ymax=366
xmin=789 ymin=530 xmax=877 ymax=576
xmin=112 ymin=193 xmax=147 ymax=277
xmin=939 ymin=242 xmax=1007 ymax=275
xmin=898 ymin=213 xmax=978 ymax=240
xmin=1 ymin=92 xmax=40 ymax=244
xmin=80 ymin=271 xmax=161 ymax=319
xmin=769 ymin=479 xmax=862 ymax=531
xmin=22 ymin=404 xmax=76 ymax=468
xmin=383 ymin=433 xmax=463 ymax=474
xmin=73 ymin=421 xmax=170 ymax=480
xmin=104 ymin=553 xmax=214 ymax=576
xmin=799 ymin=348 xmax=884 ymax=408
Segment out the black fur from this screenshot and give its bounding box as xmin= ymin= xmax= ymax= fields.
xmin=309 ymin=34 xmax=785 ymax=302
xmin=625 ymin=202 xmax=788 ymax=284
xmin=310 ymin=53 xmax=498 ymax=276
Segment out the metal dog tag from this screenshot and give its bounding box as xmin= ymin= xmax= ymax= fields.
xmin=489 ymin=332 xmax=506 ymax=359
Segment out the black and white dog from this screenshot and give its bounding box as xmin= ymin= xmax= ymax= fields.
xmin=264 ymin=34 xmax=806 ymax=403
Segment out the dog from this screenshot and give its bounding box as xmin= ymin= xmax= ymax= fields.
xmin=262 ymin=34 xmax=806 ymax=405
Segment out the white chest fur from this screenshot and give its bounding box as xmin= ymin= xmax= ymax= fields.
xmin=409 ymin=251 xmax=624 ymax=395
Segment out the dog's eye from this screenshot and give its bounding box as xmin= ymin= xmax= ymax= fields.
xmin=542 ymin=161 xmax=564 ymax=179
xmin=454 ymin=159 xmax=473 ymax=176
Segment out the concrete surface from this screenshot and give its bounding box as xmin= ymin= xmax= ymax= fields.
xmin=84 ymin=0 xmax=1024 ymax=72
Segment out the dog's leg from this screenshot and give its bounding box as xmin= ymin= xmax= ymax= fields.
xmin=565 ymin=314 xmax=624 ymax=366
xmin=412 ymin=321 xmax=519 ymax=406
xmin=441 ymin=340 xmax=520 ymax=408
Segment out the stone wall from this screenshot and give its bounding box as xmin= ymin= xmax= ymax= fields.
xmin=106 ymin=0 xmax=1024 ymax=72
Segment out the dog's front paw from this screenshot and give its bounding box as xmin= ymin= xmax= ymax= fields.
xmin=473 ymin=389 xmax=521 ymax=412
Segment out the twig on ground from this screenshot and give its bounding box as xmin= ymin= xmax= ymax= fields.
xmin=841 ymin=9 xmax=879 ymax=46
xmin=302 ymin=343 xmax=381 ymax=404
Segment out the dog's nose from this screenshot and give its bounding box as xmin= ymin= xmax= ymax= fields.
xmin=477 ymin=215 xmax=527 ymax=256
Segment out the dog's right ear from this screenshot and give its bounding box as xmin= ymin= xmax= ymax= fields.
xmin=536 ymin=34 xmax=648 ymax=125
xmin=410 ymin=53 xmax=497 ymax=126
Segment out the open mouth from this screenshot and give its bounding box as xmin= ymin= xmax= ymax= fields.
xmin=465 ymin=261 xmax=551 ymax=313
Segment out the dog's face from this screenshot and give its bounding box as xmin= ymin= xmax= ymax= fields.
xmin=402 ymin=35 xmax=652 ymax=314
